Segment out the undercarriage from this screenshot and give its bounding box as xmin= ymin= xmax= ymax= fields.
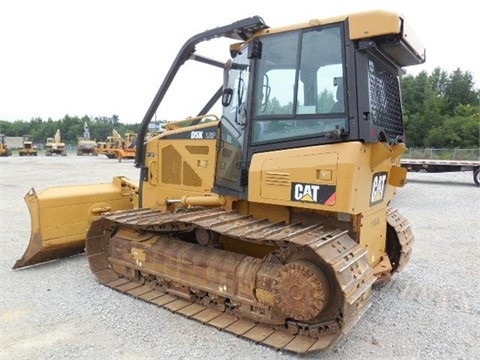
xmin=85 ymin=208 xmax=394 ymax=353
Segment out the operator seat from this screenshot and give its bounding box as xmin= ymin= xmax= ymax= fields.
xmin=331 ymin=82 xmax=345 ymax=113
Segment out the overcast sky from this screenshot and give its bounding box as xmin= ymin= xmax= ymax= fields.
xmin=1 ymin=0 xmax=478 ymax=124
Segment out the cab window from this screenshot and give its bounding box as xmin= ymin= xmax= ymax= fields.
xmin=252 ymin=26 xmax=346 ymax=144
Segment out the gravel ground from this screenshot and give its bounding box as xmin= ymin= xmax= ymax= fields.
xmin=1 ymin=154 xmax=479 ymax=360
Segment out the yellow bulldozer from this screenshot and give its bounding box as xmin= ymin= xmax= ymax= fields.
xmin=95 ymin=129 xmax=122 ymax=158
xmin=14 ymin=10 xmax=425 ymax=354
xmin=105 ymin=131 xmax=137 ymax=162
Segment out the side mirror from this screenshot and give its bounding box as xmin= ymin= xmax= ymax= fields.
xmin=222 ymin=88 xmax=233 ymax=107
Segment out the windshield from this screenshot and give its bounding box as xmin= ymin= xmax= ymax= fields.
xmin=252 ymin=26 xmax=347 ymax=144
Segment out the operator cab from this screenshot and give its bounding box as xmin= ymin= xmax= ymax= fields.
xmin=215 ymin=16 xmax=412 ymax=197
xmin=134 ymin=12 xmax=425 ymax=201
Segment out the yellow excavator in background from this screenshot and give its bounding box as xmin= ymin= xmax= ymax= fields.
xmin=14 ymin=10 xmax=425 ymax=353
xmin=77 ymin=123 xmax=98 ymax=156
xmin=45 ymin=129 xmax=67 ymax=156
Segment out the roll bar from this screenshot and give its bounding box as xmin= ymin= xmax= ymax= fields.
xmin=135 ymin=16 xmax=268 ymax=168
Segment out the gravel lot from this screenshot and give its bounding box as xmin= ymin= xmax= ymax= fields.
xmin=1 ymin=154 xmax=479 ymax=360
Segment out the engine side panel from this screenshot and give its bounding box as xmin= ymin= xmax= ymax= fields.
xmin=141 ymin=122 xmax=219 ymax=209
xmin=248 ymin=141 xmax=404 ymax=215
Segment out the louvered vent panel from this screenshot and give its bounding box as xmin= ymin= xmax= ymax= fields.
xmin=185 ymin=145 xmax=209 ymax=155
xmin=162 ymin=145 xmax=181 ymax=184
xmin=183 ymin=161 xmax=202 ymax=187
xmin=264 ymin=172 xmax=290 ymax=186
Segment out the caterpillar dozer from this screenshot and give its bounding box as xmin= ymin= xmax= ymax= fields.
xmin=14 ymin=10 xmax=425 ymax=354
xmin=106 ymin=132 xmax=137 ymax=162
xmin=95 ymin=129 xmax=122 ymax=158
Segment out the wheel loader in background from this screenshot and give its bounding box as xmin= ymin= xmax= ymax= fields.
xmin=14 ymin=10 xmax=425 ymax=354
xmin=45 ymin=129 xmax=67 ymax=156
xmin=19 ymin=135 xmax=38 ymax=156
xmin=0 ymin=134 xmax=12 ymax=156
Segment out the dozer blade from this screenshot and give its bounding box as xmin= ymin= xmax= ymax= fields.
xmin=13 ymin=176 xmax=137 ymax=269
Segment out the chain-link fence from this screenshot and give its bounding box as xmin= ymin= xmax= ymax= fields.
xmin=404 ymin=148 xmax=480 ymax=161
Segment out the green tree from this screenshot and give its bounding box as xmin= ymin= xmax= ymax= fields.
xmin=401 ymin=68 xmax=480 ymax=148
xmin=402 ymin=71 xmax=443 ymax=147
xmin=426 ymin=113 xmax=479 ymax=148
xmin=443 ymin=69 xmax=479 ymax=116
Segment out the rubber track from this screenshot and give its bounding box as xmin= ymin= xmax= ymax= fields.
xmin=86 ymin=208 xmax=377 ymax=354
